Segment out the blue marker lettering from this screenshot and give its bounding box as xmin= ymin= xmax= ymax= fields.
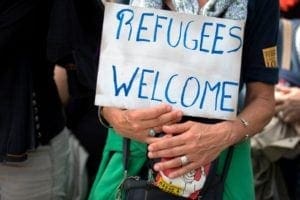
xmin=154 ymin=15 xmax=168 ymax=42
xmin=212 ymin=23 xmax=225 ymax=54
xmin=113 ymin=65 xmax=139 ymax=96
xmin=199 ymin=81 xmax=221 ymax=110
xmin=167 ymin=19 xmax=182 ymax=48
xmin=138 ymin=69 xmax=154 ymax=99
xmin=181 ymin=77 xmax=200 ymax=107
xmin=116 ymin=9 xmax=134 ymax=40
xmin=227 ymin=26 xmax=242 ymax=53
xmin=220 ymin=81 xmax=238 ymax=112
xmin=151 ymin=71 xmax=163 ymax=102
xmin=199 ymin=22 xmax=213 ymax=53
xmin=136 ymin=13 xmax=154 ymax=42
xmin=165 ymin=74 xmax=178 ymax=104
xmin=183 ymin=21 xmax=198 ymax=50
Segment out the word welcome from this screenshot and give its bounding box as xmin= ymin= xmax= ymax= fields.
xmin=112 ymin=65 xmax=238 ymax=112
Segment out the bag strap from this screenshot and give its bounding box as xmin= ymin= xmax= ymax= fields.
xmin=123 ymin=138 xmax=131 ymax=177
xmin=116 ymin=138 xmax=131 ymax=200
xmin=220 ymin=145 xmax=234 ymax=183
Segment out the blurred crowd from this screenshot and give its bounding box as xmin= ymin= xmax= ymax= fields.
xmin=251 ymin=1 xmax=300 ymax=200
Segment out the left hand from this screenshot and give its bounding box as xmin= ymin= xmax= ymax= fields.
xmin=275 ymin=85 xmax=300 ymax=123
xmin=147 ymin=120 xmax=232 ymax=178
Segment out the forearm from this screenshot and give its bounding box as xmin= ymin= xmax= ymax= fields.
xmin=226 ymin=82 xmax=275 ymax=145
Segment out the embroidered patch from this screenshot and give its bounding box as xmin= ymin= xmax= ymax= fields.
xmin=262 ymin=46 xmax=278 ymax=68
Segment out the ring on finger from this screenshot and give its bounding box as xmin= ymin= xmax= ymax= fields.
xmin=180 ymin=155 xmax=189 ymax=166
xmin=148 ymin=128 xmax=156 ymax=137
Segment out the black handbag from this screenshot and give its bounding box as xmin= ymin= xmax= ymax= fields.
xmin=118 ymin=138 xmax=234 ymax=200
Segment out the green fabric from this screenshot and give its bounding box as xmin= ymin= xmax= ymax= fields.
xmin=218 ymin=140 xmax=255 ymax=200
xmin=89 ymin=129 xmax=254 ymax=200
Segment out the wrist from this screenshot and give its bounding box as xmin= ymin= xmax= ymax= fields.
xmin=228 ymin=116 xmax=250 ymax=144
xmin=216 ymin=121 xmax=235 ymax=148
xmin=98 ymin=106 xmax=112 ymax=129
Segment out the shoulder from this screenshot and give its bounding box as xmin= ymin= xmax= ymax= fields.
xmin=247 ymin=0 xmax=279 ymax=21
xmin=241 ymin=0 xmax=279 ymax=84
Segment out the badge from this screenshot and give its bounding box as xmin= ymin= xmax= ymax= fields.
xmin=262 ymin=46 xmax=277 ymax=68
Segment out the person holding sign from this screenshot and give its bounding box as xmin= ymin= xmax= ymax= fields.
xmin=89 ymin=0 xmax=279 ymax=199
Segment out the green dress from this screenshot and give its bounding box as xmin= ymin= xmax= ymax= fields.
xmin=88 ymin=128 xmax=254 ymax=200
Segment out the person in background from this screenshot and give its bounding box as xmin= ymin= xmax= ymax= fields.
xmin=276 ymin=1 xmax=300 ymax=199
xmin=89 ymin=0 xmax=279 ymax=199
xmin=49 ymin=0 xmax=108 ymax=190
xmin=0 ymin=0 xmax=87 ymax=199
xmin=251 ymin=1 xmax=300 ymax=200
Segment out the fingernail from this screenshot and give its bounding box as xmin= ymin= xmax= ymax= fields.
xmin=148 ymin=152 xmax=153 ymax=158
xmin=177 ymin=111 xmax=182 ymax=117
xmin=148 ymin=145 xmax=153 ymax=151
xmin=166 ymin=105 xmax=172 ymax=111
xmin=154 ymin=164 xmax=160 ymax=171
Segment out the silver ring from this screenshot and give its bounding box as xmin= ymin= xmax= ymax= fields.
xmin=148 ymin=128 xmax=156 ymax=137
xmin=180 ymin=155 xmax=189 ymax=166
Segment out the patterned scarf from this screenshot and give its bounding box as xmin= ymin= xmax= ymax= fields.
xmin=130 ymin=0 xmax=248 ymax=20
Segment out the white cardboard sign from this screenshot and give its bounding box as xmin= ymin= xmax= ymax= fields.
xmin=95 ymin=2 xmax=245 ymax=120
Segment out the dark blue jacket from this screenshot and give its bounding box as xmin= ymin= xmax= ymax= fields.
xmin=0 ymin=0 xmax=65 ymax=162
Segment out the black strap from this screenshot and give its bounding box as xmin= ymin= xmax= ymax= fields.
xmin=220 ymin=145 xmax=234 ymax=183
xmin=123 ymin=138 xmax=131 ymax=173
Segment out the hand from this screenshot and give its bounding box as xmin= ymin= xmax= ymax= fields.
xmin=102 ymin=104 xmax=183 ymax=143
xmin=275 ymin=84 xmax=292 ymax=103
xmin=275 ymin=85 xmax=300 ymax=123
xmin=147 ymin=120 xmax=232 ymax=178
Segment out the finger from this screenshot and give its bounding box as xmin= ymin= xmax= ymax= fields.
xmin=121 ymin=110 xmax=179 ymax=133
xmin=162 ymin=121 xmax=191 ymax=135
xmin=165 ymin=113 xmax=183 ymax=124
xmin=148 ymin=143 xmax=185 ymax=158
xmin=162 ymin=162 xmax=200 ymax=178
xmin=152 ymin=157 xmax=182 ymax=172
xmin=147 ymin=134 xmax=172 ymax=145
xmin=130 ymin=104 xmax=172 ymax=120
xmin=137 ymin=110 xmax=182 ymax=129
xmin=148 ymin=134 xmax=186 ymax=152
xmin=275 ymin=84 xmax=290 ymax=93
xmin=144 ymin=137 xmax=161 ymax=144
xmin=166 ymin=156 xmax=217 ymax=178
xmin=133 ymin=128 xmax=165 ymax=144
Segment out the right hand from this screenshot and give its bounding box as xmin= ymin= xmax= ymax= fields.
xmin=101 ymin=104 xmax=183 ymax=143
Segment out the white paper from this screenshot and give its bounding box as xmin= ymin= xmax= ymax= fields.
xmin=95 ymin=2 xmax=245 ymax=120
